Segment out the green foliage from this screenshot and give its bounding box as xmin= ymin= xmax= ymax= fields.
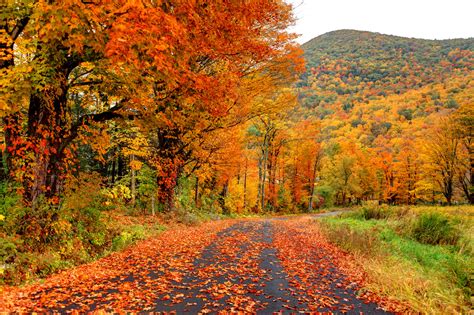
xmin=111 ymin=225 xmax=148 ymax=251
xmin=136 ymin=164 xmax=158 ymax=211
xmin=176 ymin=176 xmax=195 ymax=210
xmin=412 ymin=213 xmax=460 ymax=246
xmin=445 ymin=97 xmax=459 ymax=109
xmin=314 ymin=185 xmax=335 ymax=207
xmin=397 ymin=108 xmax=414 ymax=120
xmin=0 ymin=182 xmax=21 ymax=227
xmin=0 ymin=236 xmax=19 ymax=265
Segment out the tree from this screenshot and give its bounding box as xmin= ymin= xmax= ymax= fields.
xmin=453 ymin=104 xmax=474 ymax=204
xmin=320 ymin=142 xmax=360 ymax=206
xmin=424 ymin=117 xmax=463 ymax=205
xmin=1 ymin=0 xmax=302 ymax=212
xmin=2 ymin=1 xmax=143 ymax=207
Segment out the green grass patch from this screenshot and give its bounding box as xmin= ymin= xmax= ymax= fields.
xmin=318 ymin=205 xmax=473 ymax=313
xmin=111 ymin=224 xmax=165 ymax=252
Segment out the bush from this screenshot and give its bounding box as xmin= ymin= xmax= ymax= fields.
xmin=315 ymin=185 xmax=335 ymax=207
xmin=361 ymin=205 xmax=392 ymax=220
xmin=0 ymin=236 xmax=18 ymax=264
xmin=412 ymin=213 xmax=460 ymax=245
xmin=111 ymin=225 xmax=148 ymax=251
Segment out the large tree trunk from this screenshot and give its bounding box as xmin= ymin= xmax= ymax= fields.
xmin=156 ymin=159 xmax=180 ymax=211
xmin=154 ymin=128 xmax=183 ymax=211
xmin=22 ymin=73 xmax=72 ymax=207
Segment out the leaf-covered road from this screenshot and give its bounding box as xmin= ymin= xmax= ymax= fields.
xmin=1 ymin=216 xmax=399 ymax=313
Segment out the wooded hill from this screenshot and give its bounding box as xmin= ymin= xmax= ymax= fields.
xmin=300 ymin=29 xmax=473 ymax=98
xmin=296 ymin=30 xmax=473 ymax=205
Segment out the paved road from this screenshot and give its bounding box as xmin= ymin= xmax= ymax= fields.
xmin=2 ymin=217 xmax=391 ymax=314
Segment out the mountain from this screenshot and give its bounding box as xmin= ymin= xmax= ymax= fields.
xmin=297 ymin=30 xmax=473 ymax=140
xmin=298 ymin=30 xmax=473 ymax=110
xmin=294 ymin=30 xmax=473 ymax=204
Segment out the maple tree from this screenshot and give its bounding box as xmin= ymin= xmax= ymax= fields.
xmin=1 ymin=1 xmax=302 ymax=211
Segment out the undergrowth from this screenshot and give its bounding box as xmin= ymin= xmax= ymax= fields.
xmin=0 ymin=176 xmax=245 ymax=285
xmin=0 ymin=179 xmax=167 ymax=285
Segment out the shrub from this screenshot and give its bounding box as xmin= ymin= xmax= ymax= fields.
xmin=0 ymin=182 xmax=21 ymax=220
xmin=111 ymin=231 xmax=135 ymax=251
xmin=412 ymin=213 xmax=460 ymax=245
xmin=0 ymin=236 xmax=18 ymax=264
xmin=315 ymin=185 xmax=335 ymax=207
xmin=111 ymin=225 xmax=148 ymax=251
xmin=361 ymin=205 xmax=392 ymax=220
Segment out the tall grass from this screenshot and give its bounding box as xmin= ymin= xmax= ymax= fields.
xmin=412 ymin=213 xmax=460 ymax=245
xmin=318 ymin=205 xmax=473 ymax=314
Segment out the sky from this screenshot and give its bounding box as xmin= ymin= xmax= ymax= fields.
xmin=286 ymin=0 xmax=474 ymax=44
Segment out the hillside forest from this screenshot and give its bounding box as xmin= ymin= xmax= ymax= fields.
xmin=0 ymin=1 xmax=473 ymax=287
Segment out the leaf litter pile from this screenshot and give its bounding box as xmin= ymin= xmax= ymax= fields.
xmin=1 ymin=217 xmax=407 ymax=313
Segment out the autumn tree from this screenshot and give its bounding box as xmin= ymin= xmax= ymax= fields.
xmin=424 ymin=116 xmax=464 ymax=205
xmin=133 ymin=2 xmax=302 ymax=210
xmin=1 ymin=1 xmax=144 ymax=207
xmin=453 ymin=103 xmax=474 ymax=204
xmin=1 ymin=1 xmax=302 ymax=213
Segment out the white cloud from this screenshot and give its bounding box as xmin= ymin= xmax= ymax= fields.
xmin=286 ymin=0 xmax=474 ymax=44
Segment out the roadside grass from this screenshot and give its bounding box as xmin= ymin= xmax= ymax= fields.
xmin=318 ymin=205 xmax=473 ymax=314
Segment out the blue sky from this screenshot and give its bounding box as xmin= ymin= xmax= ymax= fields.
xmin=286 ymin=0 xmax=474 ymax=44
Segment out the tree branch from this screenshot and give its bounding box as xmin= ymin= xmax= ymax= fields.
xmin=58 ymin=99 xmax=129 ymax=156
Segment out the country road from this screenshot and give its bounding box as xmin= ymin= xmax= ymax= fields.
xmin=1 ymin=216 xmax=394 ymax=314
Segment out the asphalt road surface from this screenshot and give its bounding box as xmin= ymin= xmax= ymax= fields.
xmin=2 ymin=215 xmax=392 ymax=314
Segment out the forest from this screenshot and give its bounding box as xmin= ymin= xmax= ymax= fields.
xmin=1 ymin=0 xmax=306 ymax=284
xmin=0 ymin=1 xmax=473 ymax=313
xmin=298 ymin=30 xmax=473 ymax=206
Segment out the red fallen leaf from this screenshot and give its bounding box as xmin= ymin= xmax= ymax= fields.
xmin=212 ymin=294 xmax=225 ymax=300
xmin=162 ymin=294 xmax=171 ymax=301
xmin=283 ymin=304 xmax=295 ymax=310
